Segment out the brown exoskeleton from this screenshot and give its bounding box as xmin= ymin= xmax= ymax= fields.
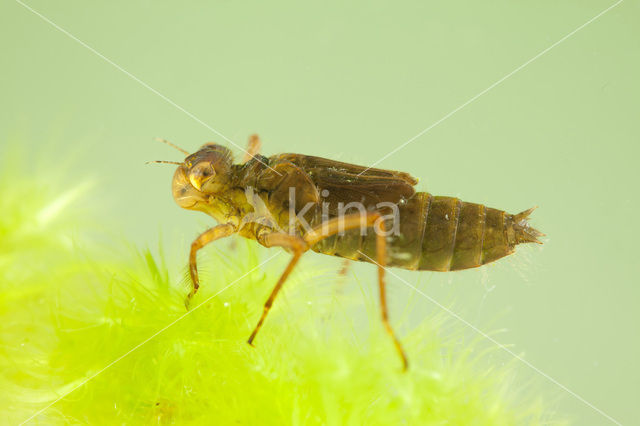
xmin=153 ymin=135 xmax=543 ymax=370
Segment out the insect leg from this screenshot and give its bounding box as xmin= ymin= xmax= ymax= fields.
xmin=305 ymin=213 xmax=409 ymax=370
xmin=242 ymin=134 xmax=262 ymax=163
xmin=187 ymin=223 xmax=237 ymax=309
xmin=371 ymin=219 xmax=410 ymax=371
xmin=247 ymin=232 xmax=308 ymax=346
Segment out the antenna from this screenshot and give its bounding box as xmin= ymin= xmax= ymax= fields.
xmin=146 ymin=160 xmax=182 ymax=165
xmin=154 ymin=137 xmax=190 ymax=155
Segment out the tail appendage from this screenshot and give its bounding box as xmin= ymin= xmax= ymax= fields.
xmin=511 ymin=207 xmax=544 ymax=245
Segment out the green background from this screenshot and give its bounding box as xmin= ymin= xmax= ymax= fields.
xmin=1 ymin=1 xmax=638 ymax=424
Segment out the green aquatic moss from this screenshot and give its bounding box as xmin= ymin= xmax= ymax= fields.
xmin=0 ymin=162 xmax=559 ymax=425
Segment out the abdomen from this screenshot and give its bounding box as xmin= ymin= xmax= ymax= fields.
xmin=311 ymin=192 xmax=542 ymax=271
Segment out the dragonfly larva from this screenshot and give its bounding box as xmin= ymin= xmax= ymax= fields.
xmin=152 ymin=135 xmax=543 ymax=370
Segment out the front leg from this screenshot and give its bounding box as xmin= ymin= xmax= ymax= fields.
xmin=187 ymin=223 xmax=237 ymax=308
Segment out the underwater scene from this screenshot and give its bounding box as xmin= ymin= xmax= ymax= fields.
xmin=1 ymin=1 xmax=638 ymax=424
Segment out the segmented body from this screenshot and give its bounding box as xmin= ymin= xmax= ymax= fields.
xmin=209 ymin=153 xmax=541 ymax=272
xmin=312 ymin=194 xmax=518 ymax=271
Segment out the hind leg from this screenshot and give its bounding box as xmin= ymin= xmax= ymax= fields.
xmin=305 ymin=212 xmax=409 ymax=370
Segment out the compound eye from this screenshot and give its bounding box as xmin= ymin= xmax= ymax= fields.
xmin=188 ymin=162 xmax=216 ymax=191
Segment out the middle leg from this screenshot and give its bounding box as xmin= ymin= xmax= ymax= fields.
xmin=247 ymin=231 xmax=307 ymax=346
